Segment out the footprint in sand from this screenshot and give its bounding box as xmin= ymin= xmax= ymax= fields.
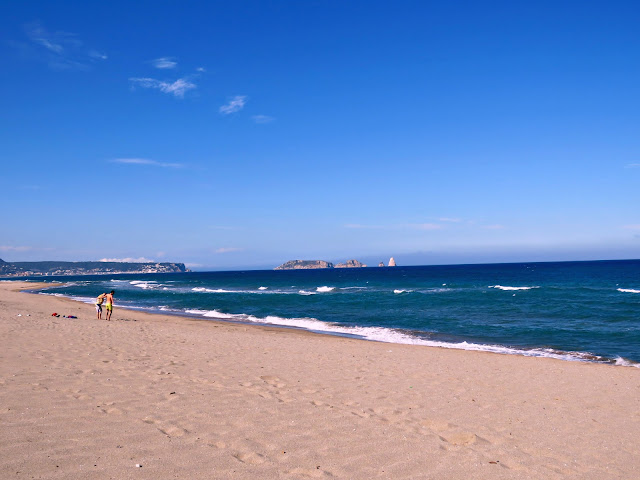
xmin=439 ymin=431 xmax=489 ymax=446
xmin=285 ymin=466 xmax=334 ymax=478
xmin=232 ymin=451 xmax=266 ymax=465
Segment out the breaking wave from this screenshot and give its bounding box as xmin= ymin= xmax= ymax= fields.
xmin=489 ymin=285 xmax=539 ymax=291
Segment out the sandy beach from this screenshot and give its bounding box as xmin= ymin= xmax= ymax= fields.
xmin=0 ymin=281 xmax=638 ymax=479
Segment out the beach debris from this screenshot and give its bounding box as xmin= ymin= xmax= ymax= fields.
xmin=135 ymin=464 xmax=143 ymax=468
xmin=51 ymin=313 xmax=60 ymax=317
xmin=489 ymin=461 xmax=500 ymax=464
xmin=17 ymin=314 xmax=22 ymax=316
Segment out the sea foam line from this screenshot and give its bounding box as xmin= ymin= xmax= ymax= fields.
xmin=177 ymin=307 xmax=639 ymax=368
xmin=617 ymin=288 xmax=640 ymax=294
xmin=33 ymin=290 xmax=640 ymax=369
xmin=489 ymin=285 xmax=539 ymax=291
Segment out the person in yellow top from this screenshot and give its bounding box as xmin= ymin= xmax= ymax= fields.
xmin=105 ymin=290 xmax=115 ymax=321
xmin=96 ymin=292 xmax=107 ymax=320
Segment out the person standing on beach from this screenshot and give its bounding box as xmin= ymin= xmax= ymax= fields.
xmin=105 ymin=290 xmax=115 ymax=321
xmin=96 ymin=292 xmax=107 ymax=320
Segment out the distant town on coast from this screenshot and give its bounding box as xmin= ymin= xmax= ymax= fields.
xmin=0 ymin=259 xmax=188 ymax=277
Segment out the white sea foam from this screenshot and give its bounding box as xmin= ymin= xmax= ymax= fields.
xmin=259 ymin=286 xmax=268 ymax=290
xmin=298 ymin=290 xmax=316 ymax=295
xmin=614 ymin=356 xmax=640 ymax=368
xmin=316 ymin=286 xmax=336 ymax=293
xmin=179 ymin=307 xmax=639 ymax=366
xmin=191 ymin=287 xmax=234 ymax=293
xmin=394 ymin=289 xmax=412 ymax=294
xmin=489 ymin=285 xmax=539 ymax=291
xmin=617 ymin=288 xmax=640 ymax=294
xmin=130 ymin=280 xmax=163 ymax=289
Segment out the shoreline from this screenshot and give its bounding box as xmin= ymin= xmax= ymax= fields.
xmin=2 ymin=281 xmax=639 ymax=479
xmin=29 ymin=281 xmax=640 ymax=368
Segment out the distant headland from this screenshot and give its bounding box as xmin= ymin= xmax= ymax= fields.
xmin=274 ymin=258 xmax=397 ymax=270
xmin=0 ymin=259 xmax=189 ymax=277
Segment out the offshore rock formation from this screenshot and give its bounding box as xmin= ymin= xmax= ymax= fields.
xmin=0 ymin=260 xmax=189 ymax=277
xmin=275 ymin=259 xmax=368 ymax=270
xmin=335 ymin=259 xmax=367 ymax=268
xmin=388 ymin=257 xmax=397 ymax=267
xmin=275 ymin=260 xmax=334 ymax=270
xmin=378 ymin=262 xmax=385 ymax=267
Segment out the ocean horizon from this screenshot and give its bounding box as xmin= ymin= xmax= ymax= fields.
xmin=12 ymin=258 xmax=640 ymax=367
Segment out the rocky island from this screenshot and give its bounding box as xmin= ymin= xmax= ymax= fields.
xmin=274 ymin=260 xmax=334 ymax=270
xmin=0 ymin=259 xmax=189 ymax=277
xmin=275 ymin=259 xmax=367 ymax=270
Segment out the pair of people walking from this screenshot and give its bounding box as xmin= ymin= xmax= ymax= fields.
xmin=96 ymin=290 xmax=115 ymax=321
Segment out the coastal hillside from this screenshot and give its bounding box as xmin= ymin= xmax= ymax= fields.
xmin=0 ymin=259 xmax=188 ymax=277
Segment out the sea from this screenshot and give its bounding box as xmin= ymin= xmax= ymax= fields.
xmin=18 ymin=259 xmax=640 ymax=367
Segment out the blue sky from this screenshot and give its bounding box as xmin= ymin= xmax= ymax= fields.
xmin=2 ymin=0 xmax=639 ymax=270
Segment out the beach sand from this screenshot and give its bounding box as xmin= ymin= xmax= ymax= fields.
xmin=1 ymin=281 xmax=638 ymax=479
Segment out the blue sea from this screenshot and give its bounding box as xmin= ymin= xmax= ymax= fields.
xmin=24 ymin=260 xmax=640 ymax=367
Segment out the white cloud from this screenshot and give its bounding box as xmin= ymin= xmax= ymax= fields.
xmin=219 ymin=96 xmax=247 ymax=114
xmin=196 ymin=67 xmax=206 ymax=72
xmin=404 ymin=223 xmax=443 ymax=230
xmin=112 ymin=158 xmax=184 ymax=168
xmin=345 ymin=223 xmax=442 ymax=230
xmin=215 ymin=247 xmax=243 ymax=254
xmin=439 ymin=217 xmax=462 ymax=223
xmin=252 ymin=115 xmax=275 ymax=124
xmin=152 ymin=57 xmax=177 ymax=69
xmin=129 ymin=77 xmax=197 ymax=98
xmin=23 ymin=21 xmax=106 ymax=70
xmin=99 ymin=257 xmax=155 ymax=263
xmin=623 ymin=225 xmax=640 ymax=230
xmin=89 ymin=50 xmax=108 ymax=60
xmin=626 ymin=163 xmax=640 ymax=168
xmin=0 ymin=245 xmax=34 ymax=252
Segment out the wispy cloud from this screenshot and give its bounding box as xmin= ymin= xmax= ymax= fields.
xmin=215 ymin=247 xmax=243 ymax=254
xmin=252 ymin=115 xmax=275 ymax=124
xmin=623 ymin=224 xmax=640 ymax=230
xmin=129 ymin=77 xmax=197 ymax=98
xmin=625 ymin=163 xmax=640 ymax=168
xmin=99 ymin=257 xmax=155 ymax=263
xmin=220 ymin=96 xmax=247 ymax=115
xmin=22 ymin=21 xmax=107 ymax=70
xmin=404 ymin=223 xmax=443 ymax=230
xmin=345 ymin=223 xmax=442 ymax=230
xmin=439 ymin=217 xmax=462 ymax=223
xmin=196 ymin=67 xmax=206 ymax=72
xmin=151 ymin=57 xmax=177 ymax=69
xmin=112 ymin=158 xmax=184 ymax=168
xmin=0 ymin=245 xmax=34 ymax=252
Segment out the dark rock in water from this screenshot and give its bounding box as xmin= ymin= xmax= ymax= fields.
xmin=378 ymin=262 xmax=385 ymax=267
